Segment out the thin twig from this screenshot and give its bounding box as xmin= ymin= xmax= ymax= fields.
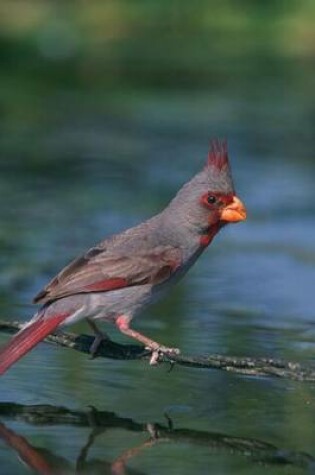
xmin=0 ymin=319 xmax=314 ymax=382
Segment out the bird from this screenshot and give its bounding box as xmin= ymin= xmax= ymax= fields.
xmin=0 ymin=139 xmax=246 ymax=374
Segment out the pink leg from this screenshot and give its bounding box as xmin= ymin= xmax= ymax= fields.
xmin=116 ymin=315 xmax=180 ymax=365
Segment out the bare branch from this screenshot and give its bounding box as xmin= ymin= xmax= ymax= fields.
xmin=0 ymin=319 xmax=314 ymax=381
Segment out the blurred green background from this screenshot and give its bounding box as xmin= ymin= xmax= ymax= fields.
xmin=0 ymin=0 xmax=314 ymax=161
xmin=0 ymin=2 xmax=315 ymax=475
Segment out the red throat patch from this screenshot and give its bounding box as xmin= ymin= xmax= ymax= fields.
xmin=207 ymin=139 xmax=229 ymax=170
xmin=199 ymin=223 xmax=220 ymax=247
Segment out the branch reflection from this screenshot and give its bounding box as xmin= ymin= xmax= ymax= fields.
xmin=0 ymin=402 xmax=314 ymax=474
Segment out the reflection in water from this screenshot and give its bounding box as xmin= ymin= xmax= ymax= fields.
xmin=0 ymin=403 xmax=314 ymax=474
xmin=0 ymin=422 xmax=54 ymax=475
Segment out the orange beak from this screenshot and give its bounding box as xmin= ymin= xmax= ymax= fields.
xmin=220 ymin=195 xmax=247 ymax=223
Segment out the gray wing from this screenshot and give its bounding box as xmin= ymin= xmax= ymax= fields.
xmin=34 ymin=243 xmax=182 ymax=304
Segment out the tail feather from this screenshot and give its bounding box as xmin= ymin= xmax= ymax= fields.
xmin=0 ymin=313 xmax=69 ymax=376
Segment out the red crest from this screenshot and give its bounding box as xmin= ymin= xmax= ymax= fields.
xmin=207 ymin=139 xmax=229 ymax=170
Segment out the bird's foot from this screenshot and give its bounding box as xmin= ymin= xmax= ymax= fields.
xmin=89 ymin=332 xmax=109 ymax=359
xmin=146 ymin=345 xmax=180 ymax=365
xmin=87 ymin=318 xmax=110 ymax=359
xmin=115 ymin=316 xmax=180 ymax=365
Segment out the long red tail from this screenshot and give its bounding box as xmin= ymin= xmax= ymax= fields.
xmin=0 ymin=313 xmax=69 ymax=376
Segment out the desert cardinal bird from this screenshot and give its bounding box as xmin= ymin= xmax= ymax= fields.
xmin=0 ymin=139 xmax=246 ymax=374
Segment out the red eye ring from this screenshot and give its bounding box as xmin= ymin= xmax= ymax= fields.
xmin=200 ymin=192 xmax=218 ymax=209
xmin=207 ymin=195 xmax=217 ymax=204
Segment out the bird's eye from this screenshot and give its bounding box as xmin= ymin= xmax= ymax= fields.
xmin=207 ymin=195 xmax=217 ymax=204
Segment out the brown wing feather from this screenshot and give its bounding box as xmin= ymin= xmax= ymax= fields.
xmin=33 ymin=245 xmax=182 ymax=304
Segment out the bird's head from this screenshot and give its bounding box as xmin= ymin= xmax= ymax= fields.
xmin=167 ymin=139 xmax=246 ymax=245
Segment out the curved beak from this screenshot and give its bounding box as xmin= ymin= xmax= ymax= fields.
xmin=220 ymin=195 xmax=247 ymax=223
